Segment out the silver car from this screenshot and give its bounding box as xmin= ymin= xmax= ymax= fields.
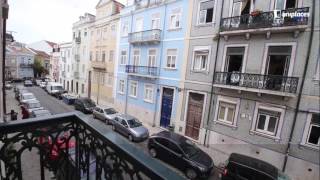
xmin=111 ymin=114 xmax=149 ymax=142
xmin=92 ymin=106 xmax=118 ymax=124
xmin=20 ymin=92 xmax=36 ymax=104
xmin=21 ymin=99 xmax=44 ymax=115
xmin=30 ymin=109 xmax=51 ymax=118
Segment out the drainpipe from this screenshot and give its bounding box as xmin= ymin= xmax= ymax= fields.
xmin=282 ymin=1 xmax=315 ymax=172
xmin=203 ymin=0 xmax=224 ymax=147
xmin=2 ymin=0 xmax=8 ymax=121
xmin=152 ymin=2 xmax=167 ymax=127
xmin=124 ymin=10 xmax=134 ymax=114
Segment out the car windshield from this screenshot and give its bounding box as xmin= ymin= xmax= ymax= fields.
xmin=104 ymin=108 xmax=117 ymax=115
xmin=52 ymin=86 xmax=63 ymax=90
xmin=28 ymin=102 xmax=41 ymax=109
xmin=23 ymin=94 xmax=35 ymax=100
xmin=127 ymin=118 xmax=142 ymax=128
xmin=180 ymin=139 xmax=199 ymax=157
xmin=83 ymin=99 xmax=95 ymax=107
xmin=36 ymin=111 xmax=50 ymax=116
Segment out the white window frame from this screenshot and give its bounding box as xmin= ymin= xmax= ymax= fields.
xmin=133 ymin=49 xmax=140 ymax=66
xmin=221 ymin=44 xmax=248 ymax=73
xmin=144 ymin=84 xmax=154 ymax=103
xmin=261 ymin=42 xmax=297 ymax=76
xmin=120 ymin=50 xmax=127 ymax=65
xmin=197 ymin=0 xmax=217 ymax=25
xmin=250 ymin=103 xmax=285 ymax=141
xmin=109 ymin=50 xmax=114 ymax=62
xmin=147 ymin=48 xmax=157 ymax=67
xmin=151 ymin=13 xmax=161 ymax=29
xmin=214 ymin=96 xmax=240 ymax=128
xmin=192 ymin=46 xmax=211 ymax=72
xmin=169 ymin=8 xmax=181 ymax=30
xmin=129 ymin=81 xmax=138 ymax=98
xmin=121 ymin=21 xmax=129 ymax=37
xmin=118 ymin=80 xmax=125 ymax=94
xmin=165 ymin=49 xmax=177 ymax=69
xmin=301 ymin=112 xmax=320 ymax=149
xmin=135 ymin=17 xmax=144 ymax=32
xmin=228 ymin=0 xmax=255 ymax=17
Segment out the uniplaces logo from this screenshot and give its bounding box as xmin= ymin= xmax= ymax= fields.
xmin=273 ymin=9 xmax=310 ymax=19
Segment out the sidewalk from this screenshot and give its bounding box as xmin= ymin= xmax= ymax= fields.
xmin=4 ymin=88 xmax=22 ymax=121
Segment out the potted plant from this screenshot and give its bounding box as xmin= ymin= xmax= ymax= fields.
xmin=250 ymin=9 xmax=262 ymax=17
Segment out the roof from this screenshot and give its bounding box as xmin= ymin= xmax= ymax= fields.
xmin=45 ymin=40 xmax=57 ymax=48
xmin=228 ymin=153 xmax=278 ymax=178
xmin=6 ymin=42 xmax=35 ymax=55
xmin=152 ymin=131 xmax=187 ymax=143
xmin=29 ymin=48 xmax=50 ymax=59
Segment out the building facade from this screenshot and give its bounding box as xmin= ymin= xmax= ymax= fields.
xmin=5 ymin=42 xmax=35 ymax=80
xmin=29 ymin=48 xmax=50 ymax=78
xmin=59 ymin=42 xmax=72 ymax=91
xmin=89 ymin=0 xmax=123 ymax=106
xmin=115 ymin=0 xmax=191 ymax=128
xmin=72 ymin=13 xmax=95 ymax=97
xmin=177 ymin=0 xmax=319 ymax=180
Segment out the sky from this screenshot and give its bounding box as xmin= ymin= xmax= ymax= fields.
xmin=7 ymin=0 xmax=127 ymax=44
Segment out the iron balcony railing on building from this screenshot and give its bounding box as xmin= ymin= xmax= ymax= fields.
xmin=74 ymin=71 xmax=80 ymax=79
xmin=0 ymin=113 xmax=184 ymax=180
xmin=220 ymin=7 xmax=309 ymax=32
xmin=128 ymin=29 xmax=161 ymax=44
xmin=75 ymin=36 xmax=81 ymax=44
xmin=214 ymin=72 xmax=299 ymax=94
xmin=126 ymin=65 xmax=158 ymax=78
xmin=91 ymin=61 xmax=106 ymax=69
xmin=74 ymin=54 xmax=80 ymax=62
xmin=135 ymin=0 xmax=163 ymax=9
xmin=19 ymin=63 xmax=33 ymax=68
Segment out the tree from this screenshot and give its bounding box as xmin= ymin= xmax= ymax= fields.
xmin=33 ymin=57 xmax=46 ymax=78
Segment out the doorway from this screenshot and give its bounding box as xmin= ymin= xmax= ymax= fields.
xmin=160 ymin=87 xmax=174 ymax=128
xmin=185 ymin=92 xmax=205 ymax=140
xmin=224 ymin=47 xmax=245 ymax=85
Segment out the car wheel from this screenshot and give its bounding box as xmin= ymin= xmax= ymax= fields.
xmin=185 ymin=168 xmax=197 ymax=180
xmin=112 ymin=125 xmax=116 ymax=131
xmin=149 ymin=148 xmax=157 ymax=158
xmin=128 ymin=135 xmax=133 ymax=142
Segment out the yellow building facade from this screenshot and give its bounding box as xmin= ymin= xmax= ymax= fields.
xmin=89 ymin=0 xmax=123 ymax=106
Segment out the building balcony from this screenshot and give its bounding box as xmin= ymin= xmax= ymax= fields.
xmin=74 ymin=71 xmax=80 ymax=79
xmin=220 ymin=7 xmax=309 ymax=39
xmin=19 ymin=63 xmax=33 ymax=68
xmin=74 ymin=54 xmax=80 ymax=62
xmin=128 ymin=29 xmax=161 ymax=45
xmin=91 ymin=61 xmax=106 ymax=70
xmin=135 ymin=0 xmax=163 ymax=10
xmin=61 ymin=71 xmax=66 ymax=77
xmin=0 ymin=113 xmax=183 ymax=180
xmin=213 ymin=72 xmax=299 ymax=97
xmin=126 ymin=65 xmax=158 ymax=79
xmin=75 ymin=37 xmax=81 ymax=44
xmin=62 ymin=57 xmax=66 ymax=62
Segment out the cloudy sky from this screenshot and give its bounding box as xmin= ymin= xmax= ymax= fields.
xmin=7 ymin=0 xmax=126 ymax=44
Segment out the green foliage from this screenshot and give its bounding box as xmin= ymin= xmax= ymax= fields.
xmin=33 ymin=57 xmax=47 ymax=78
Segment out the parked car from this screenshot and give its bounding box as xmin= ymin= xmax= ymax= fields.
xmin=30 ymin=109 xmax=51 ymax=118
xmin=92 ymin=106 xmax=118 ymax=124
xmin=74 ymin=98 xmax=96 ymax=114
xmin=148 ymin=131 xmax=214 ymax=179
xmin=19 ymin=92 xmax=36 ymax=104
xmin=24 ymin=80 xmax=33 ymax=87
xmin=15 ymin=88 xmax=28 ymax=100
xmin=111 ymin=114 xmax=149 ymax=142
xmin=21 ymin=99 xmax=44 ymax=115
xmin=35 ymin=79 xmax=42 ymax=86
xmin=5 ymin=82 xmax=13 ymax=90
xmin=220 ymin=153 xmax=290 ymax=180
xmin=40 ymin=81 xmax=47 ymax=89
xmin=46 ymin=82 xmax=66 ymax=98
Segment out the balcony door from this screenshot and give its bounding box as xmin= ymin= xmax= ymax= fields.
xmin=274 ymin=0 xmax=296 ymax=10
xmin=224 ymin=47 xmax=245 ymax=85
xmin=230 ymin=0 xmax=253 ymax=27
xmin=265 ymin=46 xmax=292 ymax=91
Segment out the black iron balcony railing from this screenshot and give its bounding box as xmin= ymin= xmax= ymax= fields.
xmin=0 ymin=113 xmax=184 ymax=180
xmin=128 ymin=29 xmax=161 ymax=44
xmin=214 ymin=72 xmax=299 ymax=94
xmin=19 ymin=63 xmax=33 ymax=68
xmin=74 ymin=71 xmax=80 ymax=79
xmin=126 ymin=65 xmax=158 ymax=77
xmin=74 ymin=54 xmax=80 ymax=62
xmin=75 ymin=37 xmax=81 ymax=44
xmin=220 ymin=7 xmax=309 ymax=32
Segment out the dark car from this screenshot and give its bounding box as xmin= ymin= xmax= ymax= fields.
xmin=220 ymin=153 xmax=291 ymax=180
xmin=148 ymin=131 xmax=214 ymax=179
xmin=24 ymin=80 xmax=33 ymax=87
xmin=74 ymin=98 xmax=96 ymax=114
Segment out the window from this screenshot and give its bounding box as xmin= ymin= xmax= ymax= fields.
xmin=102 ymin=51 xmax=106 ymax=62
xmin=103 ymin=27 xmax=108 ymax=40
xmin=198 ymin=0 xmax=215 ymax=24
xmin=274 ymin=0 xmax=296 ymax=10
xmin=214 ymin=96 xmax=239 ymax=128
xmin=95 ymin=51 xmax=99 ymax=61
xmin=135 ymin=17 xmax=143 ymax=32
xmin=122 ymin=21 xmax=129 ymax=36
xmin=120 ymin=50 xmax=127 ymax=65
xmin=133 ymin=49 xmax=140 ymax=66
xmin=111 ymin=25 xmax=116 ymax=32
xmin=81 ymin=84 xmax=84 ymax=94
xmin=193 ymin=48 xmax=209 ymax=71
xmin=151 ymin=13 xmax=160 ymax=29
xmin=89 ymin=51 xmax=92 ymax=61
xmin=166 ymin=49 xmax=177 ymax=69
xmin=169 ymin=9 xmax=181 ymax=29
xmin=82 ymin=64 xmax=85 ymax=73
xmin=118 ymin=80 xmax=125 ymax=94
xmin=144 ymin=84 xmax=154 ymax=103
xmin=109 ymin=50 xmax=114 ymax=62
xmin=302 ymin=113 xmax=320 ymax=148
xmin=250 ymin=103 xmax=285 ymax=140
xmin=129 ymin=81 xmax=138 ymax=97
xmin=148 ymin=49 xmax=157 ymax=67
xmin=100 ymin=73 xmax=105 ymax=85
xmin=107 ymin=74 xmax=113 ymax=86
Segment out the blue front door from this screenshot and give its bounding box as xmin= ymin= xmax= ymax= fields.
xmin=160 ymin=88 xmax=174 ymax=128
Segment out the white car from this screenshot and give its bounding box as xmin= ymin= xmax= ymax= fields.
xmin=20 ymin=92 xmax=36 ymax=104
xmin=40 ymin=82 xmax=47 ymax=89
